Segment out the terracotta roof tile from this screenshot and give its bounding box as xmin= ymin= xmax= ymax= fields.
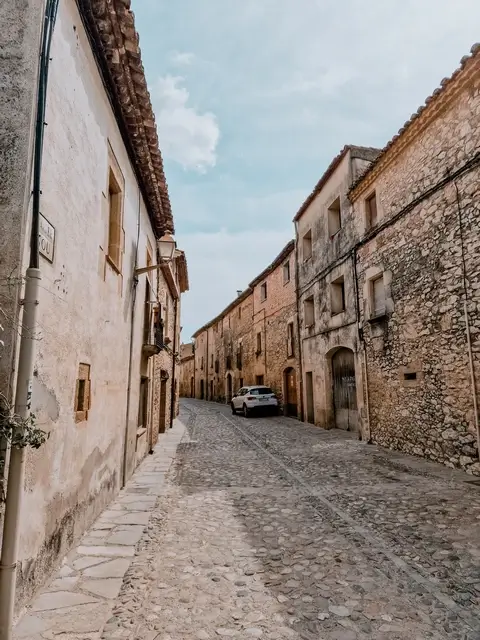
xmin=77 ymin=0 xmax=174 ymax=236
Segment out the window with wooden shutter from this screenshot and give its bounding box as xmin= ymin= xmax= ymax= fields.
xmin=75 ymin=363 xmax=91 ymax=423
xmin=366 ymin=192 xmax=378 ymax=229
xmin=304 ymin=297 xmax=315 ymax=327
xmin=372 ymin=275 xmax=386 ymax=317
xmin=106 ymin=153 xmax=124 ymax=273
xmin=287 ymin=322 xmax=294 ymax=357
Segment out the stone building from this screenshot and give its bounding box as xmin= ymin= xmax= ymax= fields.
xmin=178 ymin=343 xmax=195 ymax=398
xmin=249 ymin=241 xmax=301 ymax=417
xmin=294 ymin=146 xmax=380 ymax=432
xmin=350 ymin=44 xmax=480 ymax=473
xmin=190 ymin=241 xmax=301 ymax=416
xmin=0 ymin=0 xmax=187 ymax=608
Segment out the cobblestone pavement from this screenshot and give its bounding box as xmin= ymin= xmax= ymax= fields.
xmin=17 ymin=400 xmax=480 ymax=639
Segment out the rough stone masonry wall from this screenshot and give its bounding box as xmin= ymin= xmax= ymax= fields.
xmin=252 ymin=250 xmax=301 ymax=415
xmin=356 ymin=72 xmax=480 ymax=474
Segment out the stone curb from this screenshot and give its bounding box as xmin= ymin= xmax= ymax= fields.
xmin=14 ymin=419 xmax=187 ymax=640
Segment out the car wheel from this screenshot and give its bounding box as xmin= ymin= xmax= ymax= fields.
xmin=243 ymin=404 xmax=250 ymax=418
xmin=231 ymin=402 xmax=236 ymax=415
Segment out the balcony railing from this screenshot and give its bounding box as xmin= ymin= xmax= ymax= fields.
xmin=142 ymin=321 xmax=164 ymax=357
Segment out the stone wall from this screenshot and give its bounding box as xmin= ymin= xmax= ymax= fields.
xmin=192 ymin=243 xmax=301 ymax=416
xmin=353 ymin=49 xmax=480 ymax=474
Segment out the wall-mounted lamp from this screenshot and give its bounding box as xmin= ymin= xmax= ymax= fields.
xmin=134 ymin=234 xmax=177 ymax=276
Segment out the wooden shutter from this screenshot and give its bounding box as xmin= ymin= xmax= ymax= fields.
xmin=372 ymin=276 xmax=385 ymax=316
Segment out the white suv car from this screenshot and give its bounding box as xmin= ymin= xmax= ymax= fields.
xmin=231 ymin=386 xmax=279 ymax=417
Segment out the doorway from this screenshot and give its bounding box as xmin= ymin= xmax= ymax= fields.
xmin=210 ymin=380 xmax=214 ymax=401
xmin=284 ymin=368 xmax=297 ymax=417
xmin=332 ymin=348 xmax=358 ymax=431
xmin=159 ymin=375 xmax=167 ymax=433
xmin=305 ymin=372 xmax=314 ymax=424
xmin=200 ymin=379 xmax=205 ymax=400
xmin=190 ymin=377 xmax=194 ymax=398
xmin=226 ymin=373 xmax=232 ymax=403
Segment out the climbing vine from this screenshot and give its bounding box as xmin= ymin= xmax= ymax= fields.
xmin=0 ymin=394 xmax=49 ymax=450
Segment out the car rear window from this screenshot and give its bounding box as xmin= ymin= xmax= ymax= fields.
xmin=250 ymin=387 xmax=273 ymax=395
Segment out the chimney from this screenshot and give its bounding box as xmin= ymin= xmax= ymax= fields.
xmin=236 ymin=290 xmax=242 ymax=297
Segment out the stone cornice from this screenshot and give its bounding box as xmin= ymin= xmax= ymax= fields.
xmin=76 ymin=0 xmax=174 ymax=236
xmin=349 ymin=43 xmax=480 ymax=201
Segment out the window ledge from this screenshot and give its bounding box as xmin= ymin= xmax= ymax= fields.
xmin=136 ymin=427 xmax=147 ymax=438
xmin=367 ymin=312 xmax=387 ymax=324
xmin=106 ymin=254 xmax=121 ymax=274
xmin=331 ymin=310 xmax=345 ymax=317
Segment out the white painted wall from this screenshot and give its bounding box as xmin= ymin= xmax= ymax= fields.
xmin=12 ymin=0 xmax=159 ymax=604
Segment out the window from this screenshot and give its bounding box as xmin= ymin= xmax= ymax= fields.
xmin=371 ymin=275 xmax=386 ymax=317
xmin=201 ymin=357 xmax=204 ymax=370
xmin=251 ymin=386 xmax=273 ymax=395
xmin=303 ymin=230 xmax=312 ymax=262
xmin=239 ymin=378 xmax=244 ymax=388
xmin=165 ymin=297 xmax=170 ymax=338
xmin=215 ymin=359 xmax=219 ymax=374
xmin=238 ymin=306 xmax=242 ymax=319
xmin=237 ymin=344 xmax=243 ymax=370
xmin=331 ymin=276 xmax=345 ymax=315
xmin=287 ymin=322 xmax=295 ymax=357
xmin=256 ymin=332 xmax=262 ymax=354
xmin=138 ymin=376 xmax=149 ymax=430
xmin=75 ymin=363 xmax=91 ymax=423
xmin=404 ymin=372 xmax=417 ymax=381
xmin=304 ymin=296 xmax=315 ymax=327
xmin=107 ymin=166 xmax=124 ymax=272
xmin=366 ymin=191 xmax=378 ymax=229
xmin=328 ymin=196 xmax=341 ymax=236
xmin=256 ymin=375 xmax=265 ymax=386
xmin=283 ymin=259 xmax=291 ymax=283
xmin=260 ymin=282 xmax=267 ymax=301
xmin=211 ymin=354 xmax=214 ymax=368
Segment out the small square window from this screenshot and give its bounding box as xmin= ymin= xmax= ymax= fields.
xmin=328 ymin=196 xmax=341 ymax=237
xmin=303 ymin=231 xmax=312 ymax=262
xmin=75 ymin=363 xmax=91 ymax=423
xmin=366 ymin=191 xmax=378 ymax=229
xmin=404 ymin=372 xmax=417 ymax=381
xmin=283 ymin=260 xmax=291 ymax=283
xmin=260 ymin=282 xmax=267 ymax=301
xmin=331 ymin=276 xmax=345 ymax=315
xmin=304 ymin=297 xmax=315 ymax=327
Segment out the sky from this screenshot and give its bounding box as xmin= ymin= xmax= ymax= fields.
xmin=133 ymin=0 xmax=480 ymax=341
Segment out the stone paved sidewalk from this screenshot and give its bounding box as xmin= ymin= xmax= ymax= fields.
xmin=14 ymin=419 xmax=186 ymax=640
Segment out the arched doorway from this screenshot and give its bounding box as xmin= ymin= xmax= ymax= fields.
xmin=226 ymin=374 xmax=232 ymax=403
xmin=284 ymin=367 xmax=297 ymax=417
xmin=331 ymin=348 xmax=358 ymax=431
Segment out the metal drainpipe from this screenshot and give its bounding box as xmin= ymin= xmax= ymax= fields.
xmin=0 ymin=2 xmax=59 ymax=637
xmin=294 ymin=223 xmax=305 ymax=422
xmin=122 ymin=188 xmax=141 ymax=486
xmin=352 ymin=248 xmax=371 ymax=442
xmin=453 ymin=180 xmax=480 ymax=458
xmin=169 ymin=297 xmax=178 ymax=427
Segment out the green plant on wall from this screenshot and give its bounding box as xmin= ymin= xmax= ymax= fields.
xmin=0 ymin=393 xmax=49 ymax=451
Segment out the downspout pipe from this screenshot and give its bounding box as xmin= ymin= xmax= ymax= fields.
xmin=453 ymin=179 xmax=480 ymax=459
xmin=0 ymin=2 xmax=59 ymax=637
xmin=294 ymin=223 xmax=304 ymax=422
xmin=122 ymin=188 xmax=141 ymax=486
xmin=169 ymin=296 xmax=179 ymax=427
xmin=352 ymin=248 xmax=371 ymax=443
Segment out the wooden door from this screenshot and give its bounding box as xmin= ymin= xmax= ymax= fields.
xmin=284 ymin=368 xmax=297 ymax=417
xmin=332 ymin=348 xmax=358 ymax=431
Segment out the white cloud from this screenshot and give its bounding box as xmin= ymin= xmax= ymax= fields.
xmin=153 ymin=75 xmax=220 ymax=172
xmin=169 ymin=51 xmax=195 ymax=66
xmin=179 ymin=227 xmax=293 ymax=339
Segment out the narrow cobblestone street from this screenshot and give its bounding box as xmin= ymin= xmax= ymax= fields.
xmin=16 ymin=400 xmax=480 ymax=640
